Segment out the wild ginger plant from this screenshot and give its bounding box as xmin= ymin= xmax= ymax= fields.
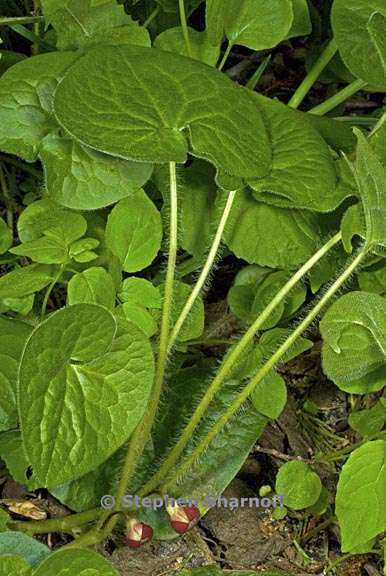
xmin=0 ymin=0 xmax=385 ymax=573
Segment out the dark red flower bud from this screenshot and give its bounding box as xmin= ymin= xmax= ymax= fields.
xmin=167 ymin=505 xmax=200 ymax=534
xmin=125 ymin=519 xmax=153 ymax=548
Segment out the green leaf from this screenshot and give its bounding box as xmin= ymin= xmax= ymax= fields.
xmin=0 ymin=317 xmax=32 ymax=432
xmin=53 ymin=45 xmax=271 ymax=178
xmin=0 ymin=295 xmax=35 ymax=317
xmin=320 ymin=291 xmax=386 ymax=394
xmin=19 ymin=305 xmax=154 ymax=486
xmin=10 ymin=236 xmax=68 ymax=264
xmin=40 ymin=133 xmax=153 ymax=210
xmin=275 ymin=461 xmax=322 ymax=510
xmin=248 ymin=95 xmax=340 ymax=212
xmin=67 ymin=267 xmax=116 ymax=309
xmin=340 ymin=204 xmax=365 ymax=254
xmin=33 ymin=548 xmax=119 ymax=576
xmin=206 ymin=0 xmax=293 ymax=51
xmin=349 ymin=401 xmax=386 ymax=437
xmin=178 ymin=161 xmax=218 ymax=259
xmin=119 ymin=302 xmax=158 ymax=337
xmin=205 ymin=0 xmax=227 ymax=46
xmin=0 ymin=532 xmax=50 ymax=567
xmin=0 ymin=509 xmax=9 ymax=533
xmin=358 ymin=260 xmax=386 ymax=296
xmin=0 ymin=52 xmax=77 ymax=161
xmin=287 ymin=0 xmax=312 ymax=38
xmin=224 ymin=188 xmax=322 ymax=269
xmin=229 ymin=269 xmax=306 ymax=329
xmin=105 ymin=190 xmax=163 ymax=273
xmin=251 ymin=371 xmax=287 ymax=419
xmin=51 ymin=447 xmax=124 ymax=512
xmin=156 ymin=0 xmax=202 ymax=14
xmin=154 ymin=27 xmax=219 ymax=65
xmin=0 ymin=219 xmax=12 ymax=254
xmin=0 ymin=430 xmax=39 ymax=487
xmin=353 ymin=130 xmax=386 ymax=250
xmin=336 ymin=439 xmax=386 ymax=552
xmin=0 ymin=265 xmax=53 ymax=299
xmin=17 ymin=199 xmax=87 ymax=245
xmin=332 ymin=0 xmax=386 ymax=90
xmin=119 ymin=277 xmax=161 ymax=309
xmin=0 ymin=556 xmax=31 ymax=576
xmin=170 ymin=280 xmax=205 ymax=342
xmin=40 ymin=0 xmax=150 ymax=51
xmin=155 ymin=367 xmax=268 ymax=504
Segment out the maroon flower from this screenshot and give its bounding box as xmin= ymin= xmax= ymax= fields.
xmin=167 ymin=505 xmax=200 ymax=534
xmin=125 ymin=519 xmax=153 ymax=548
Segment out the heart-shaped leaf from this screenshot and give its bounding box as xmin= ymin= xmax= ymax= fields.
xmin=19 ymin=305 xmax=154 ymax=486
xmin=40 ymin=0 xmax=150 ymax=51
xmin=206 ymin=0 xmax=293 ymax=50
xmin=53 ymin=45 xmax=271 ymax=178
xmin=353 ymin=129 xmax=386 ymax=251
xmin=105 ymin=190 xmax=163 ymax=273
xmin=0 ymin=556 xmax=31 ymax=576
xmin=0 ymin=52 xmax=77 ymax=161
xmin=67 ymin=267 xmax=116 ymax=309
xmin=248 ymin=94 xmax=342 ymax=212
xmin=33 ymin=548 xmax=119 ymax=576
xmin=40 ymin=133 xmax=153 ymax=210
xmin=0 ymin=317 xmax=32 ymax=431
xmin=336 ymin=440 xmax=386 ymax=551
xmin=320 ymin=291 xmax=386 ymax=394
xmin=0 ymin=533 xmax=50 ymax=567
xmin=332 ymin=0 xmax=386 ymax=90
xmin=224 ymin=188 xmax=323 ymax=268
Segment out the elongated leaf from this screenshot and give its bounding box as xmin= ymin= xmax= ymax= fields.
xmin=54 ymin=45 xmax=271 ymax=178
xmin=105 ymin=190 xmax=163 ymax=273
xmin=40 ymin=133 xmax=153 ymax=210
xmin=10 ymin=236 xmax=68 ymax=264
xmin=40 ymin=0 xmax=150 ymax=51
xmin=0 ymin=52 xmax=77 ymax=161
xmin=354 ymin=130 xmax=386 ymax=250
xmin=320 ymin=291 xmax=386 ymax=393
xmin=34 ymin=548 xmax=119 ymax=575
xmin=67 ymin=267 xmax=116 ymax=309
xmin=336 ymin=440 xmax=386 ymax=551
xmin=0 ymin=317 xmax=32 ymax=431
xmin=19 ymin=305 xmax=154 ymax=486
xmin=224 ymin=188 xmax=322 ymax=269
xmin=0 ymin=265 xmax=53 ymax=299
xmin=248 ymin=94 xmax=340 ymax=211
xmin=332 ymin=0 xmax=386 ymax=90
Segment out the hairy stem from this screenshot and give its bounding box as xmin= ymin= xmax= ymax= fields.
xmin=217 ymin=41 xmax=233 ymax=71
xmin=179 ymin=0 xmax=192 ymax=58
xmin=111 ymin=162 xmax=178 ymax=515
xmin=288 ymin=39 xmax=338 ymax=109
xmin=161 ymin=248 xmax=366 ymax=492
xmin=139 ymin=232 xmax=342 ymax=496
xmin=168 ymin=190 xmax=237 ymax=351
xmin=8 ymin=508 xmax=101 ymax=535
xmin=309 ymin=78 xmax=367 ymax=116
